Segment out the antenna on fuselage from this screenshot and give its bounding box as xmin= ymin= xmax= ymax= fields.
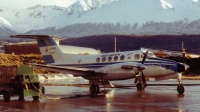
xmin=114 ymin=37 xmax=116 ymax=52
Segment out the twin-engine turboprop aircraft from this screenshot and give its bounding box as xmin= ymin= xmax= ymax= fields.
xmin=10 ymin=35 xmax=189 ymax=94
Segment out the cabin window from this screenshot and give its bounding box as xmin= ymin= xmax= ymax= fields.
xmin=134 ymin=54 xmax=140 ymax=60
xmin=114 ymin=56 xmax=118 ymax=61
xmin=96 ymin=57 xmax=100 ymax=63
xmin=102 ymin=57 xmax=106 ymax=62
xmin=108 ymin=56 xmax=112 ymax=62
xmin=120 ymin=55 xmax=125 ymax=61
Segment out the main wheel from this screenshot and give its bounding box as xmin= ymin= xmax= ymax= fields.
xmin=89 ymin=84 xmax=100 ymax=94
xmin=137 ymin=83 xmax=144 ymax=91
xmin=3 ymin=91 xmax=10 ymax=102
xmin=177 ymin=84 xmax=185 ymax=94
xmin=95 ymin=85 xmax=100 ymax=94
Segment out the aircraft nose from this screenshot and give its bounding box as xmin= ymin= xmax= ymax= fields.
xmin=177 ymin=63 xmax=189 ymax=73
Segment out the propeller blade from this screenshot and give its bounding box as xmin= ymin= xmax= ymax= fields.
xmin=141 ymin=51 xmax=148 ymax=64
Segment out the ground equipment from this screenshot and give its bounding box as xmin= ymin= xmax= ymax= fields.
xmin=0 ymin=65 xmax=44 ymax=102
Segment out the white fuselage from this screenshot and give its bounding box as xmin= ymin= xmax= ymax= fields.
xmin=50 ymin=50 xmax=179 ymax=81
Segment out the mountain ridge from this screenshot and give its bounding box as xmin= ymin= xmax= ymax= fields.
xmin=0 ymin=0 xmax=200 ymax=38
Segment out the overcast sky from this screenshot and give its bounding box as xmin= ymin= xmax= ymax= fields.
xmin=0 ymin=0 xmax=78 ymax=9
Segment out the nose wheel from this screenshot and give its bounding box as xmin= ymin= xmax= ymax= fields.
xmin=177 ymin=84 xmax=185 ymax=94
xmin=136 ymin=82 xmax=145 ymax=91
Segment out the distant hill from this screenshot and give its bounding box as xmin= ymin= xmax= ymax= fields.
xmin=60 ymin=35 xmax=200 ymax=54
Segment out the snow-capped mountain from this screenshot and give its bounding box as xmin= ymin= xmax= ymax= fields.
xmin=0 ymin=0 xmax=106 ymax=32
xmin=0 ymin=0 xmax=200 ymax=38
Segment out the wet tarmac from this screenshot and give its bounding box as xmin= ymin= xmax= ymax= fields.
xmin=1 ymin=78 xmax=200 ymax=112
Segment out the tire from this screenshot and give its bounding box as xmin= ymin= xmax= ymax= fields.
xmin=32 ymin=96 xmax=39 ymax=101
xmin=3 ymin=91 xmax=11 ymax=102
xmin=95 ymin=85 xmax=100 ymax=94
xmin=177 ymin=84 xmax=185 ymax=94
xmin=90 ymin=84 xmax=96 ymax=94
xmin=137 ymin=83 xmax=144 ymax=91
xmin=90 ymin=84 xmax=99 ymax=94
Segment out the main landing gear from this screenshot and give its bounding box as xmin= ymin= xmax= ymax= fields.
xmin=89 ymin=80 xmax=114 ymax=94
xmin=177 ymin=73 xmax=185 ymax=94
xmin=89 ymin=84 xmax=100 ymax=94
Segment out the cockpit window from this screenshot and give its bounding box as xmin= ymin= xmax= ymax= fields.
xmin=147 ymin=52 xmax=157 ymax=57
xmin=134 ymin=54 xmax=140 ymax=60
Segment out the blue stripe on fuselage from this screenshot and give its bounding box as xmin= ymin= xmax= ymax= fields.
xmin=42 ymin=55 xmax=55 ymax=63
xmin=51 ymin=60 xmax=178 ymax=72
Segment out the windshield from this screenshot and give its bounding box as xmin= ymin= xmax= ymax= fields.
xmin=147 ymin=52 xmax=157 ymax=57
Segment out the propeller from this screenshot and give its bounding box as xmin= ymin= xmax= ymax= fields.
xmin=134 ymin=51 xmax=148 ymax=84
xmin=141 ymin=51 xmax=148 ymax=84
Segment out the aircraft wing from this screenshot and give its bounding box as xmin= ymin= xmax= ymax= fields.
xmin=31 ymin=63 xmax=98 ymax=76
xmin=31 ymin=62 xmax=146 ymax=77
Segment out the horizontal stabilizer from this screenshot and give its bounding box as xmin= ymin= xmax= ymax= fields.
xmin=10 ymin=35 xmax=64 ymax=40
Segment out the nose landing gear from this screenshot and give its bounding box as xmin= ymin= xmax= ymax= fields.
xmin=177 ymin=81 xmax=185 ymax=94
xmin=177 ymin=73 xmax=185 ymax=94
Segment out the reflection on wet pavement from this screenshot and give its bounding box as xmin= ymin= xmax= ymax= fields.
xmin=1 ymin=79 xmax=200 ymax=111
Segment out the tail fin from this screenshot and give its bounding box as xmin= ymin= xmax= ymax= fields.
xmin=10 ymin=35 xmax=65 ymax=64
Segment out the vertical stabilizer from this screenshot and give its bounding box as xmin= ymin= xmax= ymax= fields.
xmin=10 ymin=35 xmax=65 ymax=64
xmin=37 ymin=36 xmax=65 ymax=63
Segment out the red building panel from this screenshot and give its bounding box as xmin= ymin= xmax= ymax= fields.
xmin=4 ymin=44 xmax=41 ymax=55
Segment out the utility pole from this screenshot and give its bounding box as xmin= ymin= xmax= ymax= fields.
xmin=182 ymin=41 xmax=186 ymax=63
xmin=114 ymin=37 xmax=116 ymax=52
